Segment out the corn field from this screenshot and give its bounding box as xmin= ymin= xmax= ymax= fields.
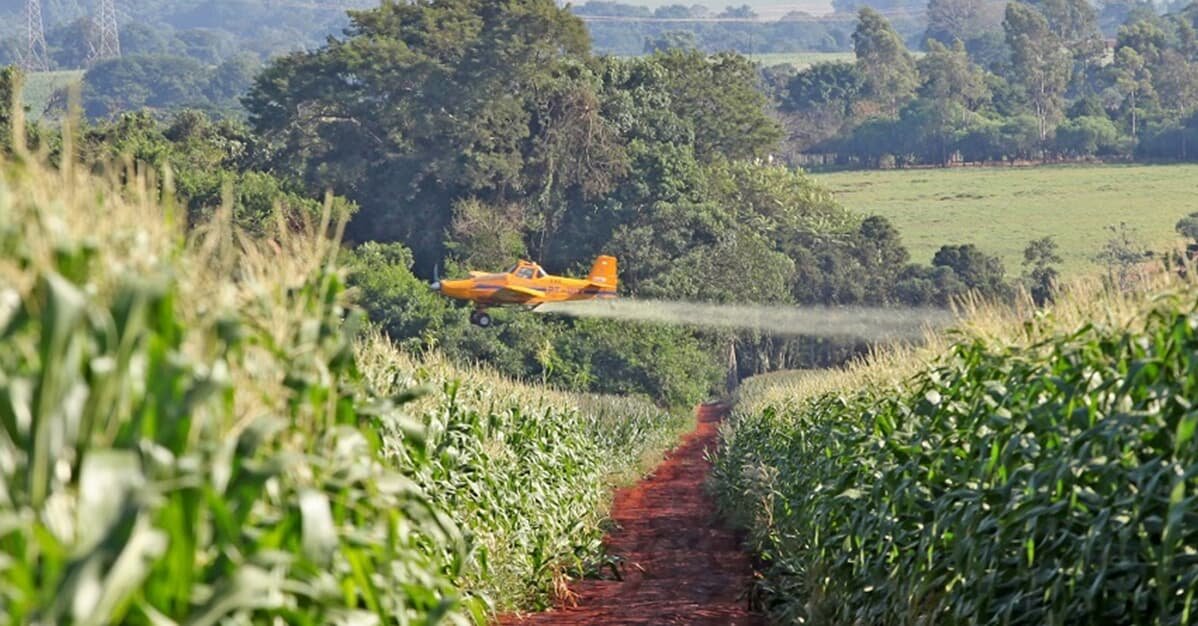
xmin=0 ymin=148 xmax=685 ymax=624
xmin=714 ymin=285 xmax=1198 ymax=625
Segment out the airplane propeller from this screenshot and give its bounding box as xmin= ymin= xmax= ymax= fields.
xmin=429 ymin=264 xmax=441 ymax=292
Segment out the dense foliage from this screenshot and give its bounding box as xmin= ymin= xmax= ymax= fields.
xmin=0 ymin=148 xmax=688 ymax=623
xmin=780 ymin=0 xmax=1198 ymax=165
xmin=714 ymin=289 xmax=1198 ymax=624
xmin=79 ymin=53 xmax=259 ymax=119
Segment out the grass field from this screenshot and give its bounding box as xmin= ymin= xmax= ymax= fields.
xmin=20 ymin=70 xmax=83 ymax=120
xmin=749 ymin=51 xmax=853 ymax=68
xmin=815 ymin=164 xmax=1198 ymax=277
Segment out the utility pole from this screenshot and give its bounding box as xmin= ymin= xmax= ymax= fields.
xmin=92 ymin=0 xmax=121 ymax=63
xmin=22 ymin=0 xmax=50 ymax=72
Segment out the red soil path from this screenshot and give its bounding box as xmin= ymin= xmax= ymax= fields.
xmin=499 ymin=402 xmax=764 ymax=626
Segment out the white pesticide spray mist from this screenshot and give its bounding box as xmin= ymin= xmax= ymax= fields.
xmin=536 ymin=299 xmax=958 ymax=341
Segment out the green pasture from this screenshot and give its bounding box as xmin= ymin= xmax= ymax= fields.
xmin=816 ymin=164 xmax=1198 ymax=277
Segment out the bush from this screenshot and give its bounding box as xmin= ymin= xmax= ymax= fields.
xmin=1055 ymin=115 xmax=1125 ymax=157
xmin=554 ymin=318 xmax=720 ymax=407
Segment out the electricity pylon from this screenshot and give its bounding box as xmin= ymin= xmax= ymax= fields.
xmin=93 ymin=0 xmax=121 ymax=61
xmin=22 ymin=0 xmax=50 ymax=72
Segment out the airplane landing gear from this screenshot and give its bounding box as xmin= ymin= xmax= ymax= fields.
xmin=469 ymin=310 xmax=493 ymax=328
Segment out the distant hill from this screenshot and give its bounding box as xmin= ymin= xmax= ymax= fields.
xmin=0 ymin=0 xmax=376 ymax=66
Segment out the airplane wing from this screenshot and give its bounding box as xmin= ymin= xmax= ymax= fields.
xmin=491 ymin=285 xmax=545 ymax=304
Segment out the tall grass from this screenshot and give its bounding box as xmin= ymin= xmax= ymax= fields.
xmin=0 ymin=133 xmax=686 ymax=623
xmin=715 ymin=277 xmax=1198 ymax=625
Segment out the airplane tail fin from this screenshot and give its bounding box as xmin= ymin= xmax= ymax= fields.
xmin=587 ymin=255 xmax=618 ymax=291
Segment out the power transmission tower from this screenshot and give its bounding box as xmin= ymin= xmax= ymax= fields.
xmin=93 ymin=0 xmax=121 ymax=62
xmin=22 ymin=0 xmax=50 ymax=72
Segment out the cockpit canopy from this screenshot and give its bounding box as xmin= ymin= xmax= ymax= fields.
xmin=507 ymin=260 xmax=546 ymax=279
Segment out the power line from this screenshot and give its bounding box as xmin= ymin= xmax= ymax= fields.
xmin=22 ymin=0 xmax=50 ymax=72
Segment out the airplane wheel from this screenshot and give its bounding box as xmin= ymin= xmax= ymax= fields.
xmin=475 ymin=312 xmax=493 ymax=328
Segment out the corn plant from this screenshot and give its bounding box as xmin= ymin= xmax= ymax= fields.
xmin=358 ymin=340 xmax=690 ymax=611
xmin=0 ymin=223 xmax=469 ymax=624
xmin=715 ymin=292 xmax=1198 ymax=626
xmin=0 ymin=147 xmax=687 ymax=623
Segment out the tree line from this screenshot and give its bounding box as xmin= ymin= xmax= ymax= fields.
xmin=773 ymin=0 xmax=1198 ymax=165
xmin=567 ymin=0 xmax=1161 ymax=56
xmin=575 ymin=1 xmax=923 ymax=55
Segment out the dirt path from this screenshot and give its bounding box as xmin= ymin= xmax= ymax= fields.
xmin=499 ymin=402 xmax=763 ymax=625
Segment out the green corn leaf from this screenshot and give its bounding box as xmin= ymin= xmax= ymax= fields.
xmin=299 ymin=489 xmax=337 ymax=566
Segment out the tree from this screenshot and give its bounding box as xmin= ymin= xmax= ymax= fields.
xmin=854 ymin=215 xmax=911 ymax=303
xmin=780 ymin=61 xmax=865 ymax=150
xmin=46 ymin=17 xmax=96 ymax=69
xmin=346 ymin=242 xmax=460 ymax=351
xmin=924 ymin=0 xmax=1005 ymax=47
xmin=446 ymin=198 xmax=529 ymax=270
xmin=719 ymin=4 xmax=757 ymax=18
xmin=654 ymin=5 xmax=701 ymax=18
xmin=932 ymin=243 xmax=1011 ymax=299
xmin=1175 ymin=211 xmax=1198 ymax=243
xmin=1112 ymin=46 xmax=1154 ymax=137
xmin=1055 ymin=115 xmax=1123 ymax=155
xmin=206 ymin=53 xmax=259 ymax=105
xmin=1004 ymin=3 xmax=1071 ymax=141
xmin=1022 ymin=236 xmax=1061 ymax=304
xmin=644 ymin=31 xmax=699 ymax=53
xmin=646 ymin=51 xmax=783 ymax=162
xmin=0 ymin=65 xmax=20 ymax=150
xmin=890 ymin=98 xmax=983 ymax=164
xmin=642 ymin=232 xmax=795 ymax=303
xmin=245 ymin=0 xmax=617 ymax=271
xmin=917 ymin=39 xmax=990 ymax=110
xmin=1029 ymin=0 xmax=1104 ymax=92
xmin=82 ymin=55 xmax=211 ymax=118
xmin=1153 ymin=49 xmax=1198 ymax=120
xmin=1094 ymin=222 xmax=1150 ymax=290
xmin=785 ymin=61 xmax=864 ymax=115
xmin=1030 ymin=0 xmax=1101 ymax=44
xmin=853 ymin=7 xmax=918 ymax=112
xmin=553 ymin=319 xmax=719 ymax=407
xmin=1116 ymin=19 xmax=1168 ymax=66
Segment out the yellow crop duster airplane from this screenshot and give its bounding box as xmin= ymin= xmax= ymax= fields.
xmin=430 ymin=256 xmax=618 ymax=327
